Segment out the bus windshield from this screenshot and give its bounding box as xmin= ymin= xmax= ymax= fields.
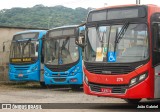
xmin=10 ymin=40 xmax=39 ymax=63
xmin=45 ymin=37 xmax=79 ymax=65
xmin=85 ymin=23 xmax=149 ymax=63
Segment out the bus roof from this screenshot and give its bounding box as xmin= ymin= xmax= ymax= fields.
xmin=15 ymin=30 xmax=47 ymax=35
xmin=94 ymin=4 xmax=158 ymax=11
xmin=49 ymin=25 xmax=78 ymax=31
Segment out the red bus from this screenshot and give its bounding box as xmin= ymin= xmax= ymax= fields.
xmin=77 ymin=4 xmax=160 ymax=103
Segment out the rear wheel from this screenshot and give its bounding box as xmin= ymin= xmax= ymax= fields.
xmin=124 ymin=99 xmax=141 ymax=104
xmin=40 ymin=82 xmax=46 ymax=88
xmin=70 ymin=85 xmax=81 ymax=91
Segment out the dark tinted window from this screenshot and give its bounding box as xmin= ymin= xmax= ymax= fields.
xmin=87 ymin=6 xmax=146 ymax=22
xmin=108 ymin=9 xmax=138 ymax=20
xmin=48 ymin=28 xmax=76 ymax=38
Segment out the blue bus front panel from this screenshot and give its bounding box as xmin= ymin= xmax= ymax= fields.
xmin=9 ymin=61 xmax=40 ymax=81
xmin=44 ymin=62 xmax=83 ymax=85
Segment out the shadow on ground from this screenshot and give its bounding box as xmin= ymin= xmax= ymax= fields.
xmin=1 ymin=82 xmax=83 ymax=92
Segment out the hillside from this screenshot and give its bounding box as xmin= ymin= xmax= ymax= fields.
xmin=0 ymin=5 xmax=89 ymax=29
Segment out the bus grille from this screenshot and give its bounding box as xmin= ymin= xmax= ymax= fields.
xmin=52 ymin=74 xmax=68 ymax=77
xmin=50 ymin=66 xmax=71 ymax=72
xmin=84 ymin=62 xmax=133 ymax=75
xmin=89 ymin=82 xmax=128 ymax=94
xmin=54 ymin=78 xmax=66 ymax=82
xmin=14 ymin=66 xmax=30 ymax=70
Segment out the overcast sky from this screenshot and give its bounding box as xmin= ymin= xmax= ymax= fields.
xmin=0 ymin=0 xmax=159 ymax=10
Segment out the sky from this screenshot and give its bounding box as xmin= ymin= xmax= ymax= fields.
xmin=0 ymin=0 xmax=160 ymax=10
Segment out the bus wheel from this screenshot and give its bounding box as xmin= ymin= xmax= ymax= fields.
xmin=40 ymin=82 xmax=46 ymax=88
xmin=70 ymin=85 xmax=81 ymax=91
xmin=124 ymin=99 xmax=141 ymax=104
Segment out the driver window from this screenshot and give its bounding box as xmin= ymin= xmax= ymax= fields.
xmin=158 ymin=24 xmax=160 ymax=49
xmin=153 ymin=24 xmax=160 ymax=50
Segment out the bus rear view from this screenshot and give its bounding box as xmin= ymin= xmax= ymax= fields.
xmin=9 ymin=30 xmax=46 ymax=86
xmin=77 ymin=4 xmax=160 ymax=103
xmin=44 ymin=25 xmax=84 ymax=90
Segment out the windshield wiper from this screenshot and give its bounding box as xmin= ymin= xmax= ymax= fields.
xmin=61 ymin=37 xmax=69 ymax=50
xmin=23 ymin=39 xmax=31 ymax=48
xmin=113 ymin=21 xmax=129 ymax=53
xmin=22 ymin=39 xmax=31 ymax=58
xmin=58 ymin=37 xmax=70 ymax=64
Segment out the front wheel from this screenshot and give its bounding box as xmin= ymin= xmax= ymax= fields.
xmin=40 ymin=82 xmax=46 ymax=88
xmin=70 ymin=85 xmax=81 ymax=91
xmin=124 ymin=99 xmax=141 ymax=104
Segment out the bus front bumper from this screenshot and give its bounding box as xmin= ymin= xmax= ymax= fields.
xmin=83 ymin=79 xmax=152 ymax=99
xmin=44 ymin=73 xmax=83 ymax=85
xmin=9 ymin=71 xmax=40 ymax=82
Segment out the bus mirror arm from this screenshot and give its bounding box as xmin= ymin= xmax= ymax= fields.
xmin=41 ymin=37 xmax=44 ymax=40
xmin=75 ymin=35 xmax=87 ymax=48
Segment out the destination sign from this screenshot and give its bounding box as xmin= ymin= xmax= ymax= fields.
xmin=48 ymin=27 xmax=76 ymax=38
xmin=10 ymin=58 xmax=32 ymax=63
xmin=87 ymin=6 xmax=147 ymax=22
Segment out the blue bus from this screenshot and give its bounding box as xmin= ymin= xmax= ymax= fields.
xmin=9 ymin=30 xmax=46 ymax=86
xmin=44 ymin=25 xmax=84 ymax=90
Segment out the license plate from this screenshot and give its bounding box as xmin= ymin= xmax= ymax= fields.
xmin=101 ymin=88 xmax=112 ymax=93
xmin=18 ymin=74 xmax=23 ymax=77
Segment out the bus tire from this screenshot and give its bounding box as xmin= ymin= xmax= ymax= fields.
xmin=40 ymin=82 xmax=46 ymax=88
xmin=70 ymin=85 xmax=81 ymax=90
xmin=124 ymin=99 xmax=141 ymax=104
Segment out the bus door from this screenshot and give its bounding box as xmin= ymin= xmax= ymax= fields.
xmin=151 ymin=13 xmax=160 ymax=98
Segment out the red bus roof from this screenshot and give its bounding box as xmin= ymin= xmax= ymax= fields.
xmin=95 ymin=4 xmax=159 ymax=11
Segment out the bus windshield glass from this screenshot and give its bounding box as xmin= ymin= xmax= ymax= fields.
xmin=10 ymin=33 xmax=39 ymax=63
xmin=45 ymin=36 xmax=79 ymax=65
xmin=85 ymin=24 xmax=148 ymax=63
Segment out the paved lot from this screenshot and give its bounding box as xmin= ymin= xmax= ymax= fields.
xmin=0 ymin=82 xmax=159 ymax=112
xmin=0 ymin=82 xmax=125 ymax=103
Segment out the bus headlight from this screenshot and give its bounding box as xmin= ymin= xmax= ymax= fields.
xmin=129 ymin=72 xmax=148 ymax=87
xmin=71 ymin=67 xmax=80 ymax=76
xmin=31 ymin=65 xmax=38 ymax=71
xmin=139 ymin=74 xmax=147 ymax=81
xmin=130 ymin=78 xmax=137 ymax=85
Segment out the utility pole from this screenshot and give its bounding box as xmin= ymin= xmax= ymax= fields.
xmin=136 ymin=0 xmax=141 ymax=4
xmin=104 ymin=3 xmax=107 ymax=7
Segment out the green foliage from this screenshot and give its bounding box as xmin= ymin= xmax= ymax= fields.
xmin=0 ymin=5 xmax=89 ymax=29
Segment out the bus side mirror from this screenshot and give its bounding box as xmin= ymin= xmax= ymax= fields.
xmin=75 ymin=33 xmax=86 ymax=48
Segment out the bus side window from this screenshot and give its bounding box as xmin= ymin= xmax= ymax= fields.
xmin=158 ymin=24 xmax=160 ymax=49
xmin=153 ymin=24 xmax=160 ymax=50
